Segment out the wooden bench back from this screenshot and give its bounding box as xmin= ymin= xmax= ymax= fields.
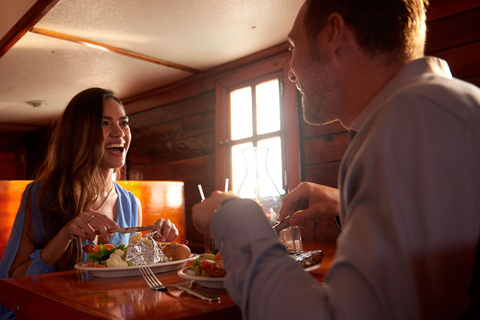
xmin=0 ymin=180 xmax=185 ymax=260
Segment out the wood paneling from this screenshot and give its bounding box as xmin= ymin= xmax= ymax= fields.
xmin=432 ymin=42 xmax=480 ymax=81
xmin=425 ymin=1 xmax=480 ymax=87
xmin=304 ymin=162 xmax=341 ymax=189
xmin=302 ymin=133 xmax=349 ymax=165
xmin=426 ymin=8 xmax=480 ymax=53
xmin=127 ymin=92 xmax=216 ymax=251
xmin=0 ymin=136 xmax=26 ymax=180
xmin=427 ymin=0 xmax=480 ymax=21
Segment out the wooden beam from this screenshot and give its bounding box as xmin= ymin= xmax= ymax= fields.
xmin=0 ymin=0 xmax=60 ymax=58
xmin=30 ymin=27 xmax=201 ymax=74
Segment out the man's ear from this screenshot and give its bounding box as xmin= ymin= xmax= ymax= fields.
xmin=325 ymin=13 xmax=345 ymax=59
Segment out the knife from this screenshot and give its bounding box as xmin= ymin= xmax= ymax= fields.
xmin=106 ymin=225 xmax=155 ymax=234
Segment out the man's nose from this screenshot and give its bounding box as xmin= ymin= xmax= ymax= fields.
xmin=288 ymin=70 xmax=296 ymax=82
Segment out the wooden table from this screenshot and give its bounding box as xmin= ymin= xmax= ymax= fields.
xmin=0 ymin=242 xmax=336 ymax=320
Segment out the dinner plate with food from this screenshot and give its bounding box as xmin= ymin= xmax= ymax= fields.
xmin=178 ymin=251 xmax=226 ymax=289
xmin=177 ymin=249 xmax=324 ymax=288
xmin=177 ymin=268 xmax=226 ymax=289
xmin=74 ymin=232 xmax=197 ymax=277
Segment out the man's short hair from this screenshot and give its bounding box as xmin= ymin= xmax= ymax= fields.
xmin=303 ymin=0 xmax=428 ymax=62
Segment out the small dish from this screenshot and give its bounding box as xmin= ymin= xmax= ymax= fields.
xmin=177 ymin=261 xmax=321 ymax=289
xmin=74 ymin=254 xmax=198 ymax=278
xmin=177 ymin=267 xmax=225 ymax=289
xmin=304 ymin=262 xmax=322 ymax=272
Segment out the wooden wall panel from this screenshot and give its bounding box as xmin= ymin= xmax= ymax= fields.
xmin=432 ymin=42 xmax=480 ymax=80
xmin=127 ymin=92 xmax=216 ymax=252
xmin=128 ymin=116 xmax=215 ymax=166
xmin=302 ymin=133 xmax=349 ymax=165
xmin=304 ymin=162 xmax=341 ymax=189
xmin=426 ymin=8 xmax=480 ymax=53
xmin=426 ymin=2 xmax=480 ymax=87
xmin=0 ymin=136 xmax=26 ymax=180
xmin=427 ymin=0 xmax=480 ymax=21
xmin=128 ymin=91 xmax=215 ymax=168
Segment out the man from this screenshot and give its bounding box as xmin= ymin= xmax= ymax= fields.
xmin=193 ymin=0 xmax=480 ymax=319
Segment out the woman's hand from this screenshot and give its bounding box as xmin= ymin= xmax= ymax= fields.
xmin=278 ymin=182 xmax=340 ymax=226
xmin=62 ymin=211 xmax=119 ymax=242
xmin=152 ymin=219 xmax=179 ymax=242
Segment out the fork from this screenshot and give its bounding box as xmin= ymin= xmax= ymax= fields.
xmin=139 ymin=267 xmax=220 ymax=302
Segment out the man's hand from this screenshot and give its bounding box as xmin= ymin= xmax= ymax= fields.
xmin=192 ymin=191 xmax=239 ymax=236
xmin=278 ymin=182 xmax=339 ymax=226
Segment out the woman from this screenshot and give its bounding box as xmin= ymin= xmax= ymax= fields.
xmin=0 ymin=87 xmax=178 ymax=281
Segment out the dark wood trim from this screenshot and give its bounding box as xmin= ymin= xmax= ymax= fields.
xmin=0 ymin=0 xmax=60 ymax=58
xmin=30 ymin=27 xmax=201 ymax=74
xmin=213 ymin=53 xmax=301 ymax=193
xmin=282 ymin=61 xmax=302 ymax=192
xmin=214 ymin=82 xmax=228 ymax=191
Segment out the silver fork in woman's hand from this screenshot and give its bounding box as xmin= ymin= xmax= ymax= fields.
xmin=139 ymin=266 xmax=220 ymax=302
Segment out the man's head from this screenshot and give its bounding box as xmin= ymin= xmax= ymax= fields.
xmin=289 ymin=0 xmax=428 ymax=127
xmin=303 ymin=0 xmax=428 ymax=62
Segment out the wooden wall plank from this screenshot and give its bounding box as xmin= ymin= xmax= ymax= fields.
xmin=432 ymin=42 xmax=480 ymax=80
xmin=304 ymin=161 xmax=341 ymax=189
xmin=130 ymin=90 xmax=215 ymax=127
xmin=426 ymin=8 xmax=480 ymax=53
xmin=427 ymin=0 xmax=480 ymax=21
xmin=302 ymin=132 xmax=349 ymax=165
xmin=301 ymin=121 xmax=347 ymax=139
xmin=129 ymin=116 xmax=215 ymax=166
xmin=128 ymin=90 xmax=216 ymax=169
xmin=129 ymin=155 xmax=215 ymax=181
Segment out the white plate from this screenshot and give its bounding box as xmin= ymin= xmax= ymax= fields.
xmin=177 ymin=261 xmax=321 ymax=288
xmin=304 ymin=262 xmax=322 ymax=272
xmin=74 ymin=254 xmax=198 ymax=278
xmin=177 ymin=267 xmax=225 ymax=289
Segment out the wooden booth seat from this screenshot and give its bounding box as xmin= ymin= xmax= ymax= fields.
xmin=0 ymin=180 xmax=185 ymax=260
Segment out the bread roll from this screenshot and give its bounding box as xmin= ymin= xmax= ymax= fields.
xmin=162 ymin=243 xmax=191 ymax=261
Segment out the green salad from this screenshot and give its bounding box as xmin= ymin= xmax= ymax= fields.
xmin=86 ymin=244 xmax=132 ymax=266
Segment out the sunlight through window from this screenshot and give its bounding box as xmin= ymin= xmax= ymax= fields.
xmin=256 ymin=79 xmax=280 ymax=135
xmin=229 ymin=78 xmax=285 ymax=195
xmin=230 ymin=87 xmax=252 ymax=141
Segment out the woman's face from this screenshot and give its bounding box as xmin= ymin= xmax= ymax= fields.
xmin=99 ymin=98 xmax=131 ymax=171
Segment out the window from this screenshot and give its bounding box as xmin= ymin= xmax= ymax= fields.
xmin=229 ymin=78 xmax=285 ymax=194
xmin=215 ymin=51 xmax=300 ymax=195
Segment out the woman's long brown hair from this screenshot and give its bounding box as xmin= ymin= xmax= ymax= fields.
xmin=35 ymin=88 xmax=123 ymax=271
